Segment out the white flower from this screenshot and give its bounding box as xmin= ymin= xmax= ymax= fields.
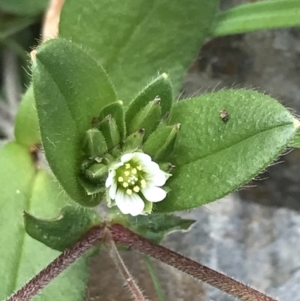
xmin=105 ymin=152 xmax=170 ymax=216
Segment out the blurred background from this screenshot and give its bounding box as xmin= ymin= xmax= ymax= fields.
xmin=1 ymin=0 xmax=300 ymax=300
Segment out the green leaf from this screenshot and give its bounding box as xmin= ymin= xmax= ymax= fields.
xmin=0 ymin=142 xmax=89 ymax=300
xmin=211 ymin=0 xmax=300 ymax=37
xmin=33 ymin=38 xmax=117 ymax=207
xmin=15 ymin=85 xmax=41 ymax=147
xmin=291 ymin=133 xmax=300 ymax=148
xmin=111 ymin=210 xmax=195 ymax=243
xmin=155 ymin=89 xmax=299 ymax=212
xmin=59 ymin=0 xmax=220 ymax=102
xmin=0 ymin=0 xmax=48 ymax=16
xmin=25 ymin=206 xmax=101 ymax=252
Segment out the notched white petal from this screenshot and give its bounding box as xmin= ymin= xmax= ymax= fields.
xmin=132 ymin=152 xmax=151 ymax=164
xmin=142 ymin=186 xmax=167 ymax=202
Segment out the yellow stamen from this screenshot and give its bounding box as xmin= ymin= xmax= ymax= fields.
xmin=133 ymin=186 xmax=140 ymax=193
xmin=140 ymin=179 xmax=146 ymax=188
xmin=126 ymin=189 xmax=133 ymax=195
xmin=125 ymin=163 xmax=131 ymax=169
xmin=123 ymin=182 xmax=129 ymax=188
xmin=131 ymin=168 xmax=137 ymax=175
xmin=124 ymin=171 xmax=130 ymax=176
xmin=137 ymin=165 xmax=142 ymax=171
xmin=118 ymin=177 xmax=124 ymax=182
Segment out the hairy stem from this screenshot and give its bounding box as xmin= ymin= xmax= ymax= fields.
xmin=7 ymin=226 xmax=104 ymax=301
xmin=105 ymin=232 xmax=149 ymax=301
xmin=110 ymin=224 xmax=278 ymax=301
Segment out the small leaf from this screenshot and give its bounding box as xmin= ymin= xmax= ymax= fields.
xmin=156 ymin=89 xmax=299 ymax=212
xmin=111 ymin=209 xmax=195 ymax=243
xmin=211 ymin=0 xmax=300 ymax=37
xmin=60 ymin=0 xmax=220 ymax=102
xmin=126 ymin=74 xmax=173 ymax=124
xmin=33 ymin=38 xmax=117 ymax=207
xmin=15 ymin=85 xmax=40 ymax=147
xmin=0 ymin=143 xmax=89 ymax=300
xmin=25 ymin=206 xmax=101 ymax=252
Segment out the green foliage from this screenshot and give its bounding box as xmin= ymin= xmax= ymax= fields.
xmin=59 ymin=0 xmax=220 ymax=102
xmin=25 ymin=206 xmax=101 ymax=252
xmin=156 ymin=89 xmax=299 ymax=212
xmin=0 ymin=0 xmax=48 ymax=16
xmin=32 ymin=38 xmax=117 ymax=207
xmin=211 ymin=0 xmax=300 ymax=37
xmin=0 ymin=143 xmax=88 ymax=300
xmin=111 ymin=209 xmax=195 ymax=243
xmin=291 ymin=133 xmax=300 ymax=148
xmin=15 ymin=85 xmax=40 ymax=147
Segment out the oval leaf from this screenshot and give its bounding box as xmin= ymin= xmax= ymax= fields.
xmin=32 ymin=38 xmax=117 ymax=207
xmin=155 ymin=89 xmax=299 ymax=212
xmin=25 ymin=206 xmax=101 ymax=252
xmin=59 ymin=0 xmax=219 ymax=102
xmin=110 ymin=209 xmax=195 ymax=243
xmin=15 ymin=85 xmax=41 ymax=147
xmin=0 ymin=143 xmax=89 ymax=300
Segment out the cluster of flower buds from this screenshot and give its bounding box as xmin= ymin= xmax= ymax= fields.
xmin=79 ymin=74 xmax=180 ymax=216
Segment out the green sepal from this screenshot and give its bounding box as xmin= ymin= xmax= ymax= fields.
xmin=24 ymin=206 xmax=101 ymax=252
xmin=99 ymin=115 xmax=120 ymax=150
xmin=78 ymin=176 xmax=106 ymax=196
xmin=84 ymin=163 xmax=108 ymax=183
xmin=82 ymin=128 xmax=108 ymax=158
xmin=122 ymin=129 xmax=145 ymax=152
xmin=143 ymin=124 xmax=180 ymax=161
xmin=110 ymin=209 xmax=195 ymax=244
xmin=99 ymin=101 xmax=126 ymax=141
xmin=126 ymin=73 xmax=172 ymax=125
xmin=127 ymin=99 xmax=162 ymax=139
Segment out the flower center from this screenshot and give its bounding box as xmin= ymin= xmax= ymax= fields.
xmin=115 ymin=161 xmax=146 ymax=195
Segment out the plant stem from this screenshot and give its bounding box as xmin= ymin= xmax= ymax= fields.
xmin=110 ymin=224 xmax=278 ymax=301
xmin=6 ymin=226 xmax=104 ymax=301
xmin=143 ymin=255 xmax=166 ymax=301
xmin=105 ymin=232 xmax=149 ymax=301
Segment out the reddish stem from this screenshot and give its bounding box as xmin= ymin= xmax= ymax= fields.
xmin=110 ymin=224 xmax=278 ymax=301
xmin=7 ymin=226 xmax=104 ymax=301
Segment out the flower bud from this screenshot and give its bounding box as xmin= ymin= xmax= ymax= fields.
xmin=84 ymin=163 xmax=108 ymax=183
xmin=128 ymin=98 xmax=161 ymax=139
xmin=123 ymin=129 xmax=145 ymax=152
xmin=82 ymin=128 xmax=107 ymax=158
xmin=99 ymin=115 xmax=120 ymax=150
xmin=143 ymin=123 xmax=180 ymax=161
xmin=99 ymin=101 xmax=125 ymax=140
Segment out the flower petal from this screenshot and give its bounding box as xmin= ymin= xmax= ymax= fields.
xmin=132 ymin=152 xmax=151 ymax=164
xmin=105 ymin=170 xmax=115 ymax=187
xmin=146 ymin=169 xmax=168 ymax=186
xmin=142 ymin=186 xmax=167 ymax=202
xmin=121 ymin=153 xmax=134 ymax=163
xmin=115 ymin=190 xmax=145 ymax=216
xmin=109 ymin=181 xmax=117 ymax=200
